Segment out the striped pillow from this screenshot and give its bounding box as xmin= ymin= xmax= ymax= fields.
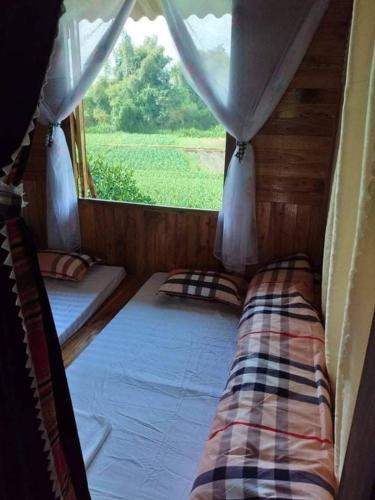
xmin=247 ymin=253 xmax=315 ymax=304
xmin=38 ymin=250 xmax=101 ymax=282
xmin=158 ymin=270 xmax=247 ymax=307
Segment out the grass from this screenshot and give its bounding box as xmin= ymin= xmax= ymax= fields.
xmin=86 ymin=129 xmax=225 ymax=149
xmin=85 ymin=129 xmax=226 ymax=210
xmin=86 ymin=124 xmax=225 ymax=139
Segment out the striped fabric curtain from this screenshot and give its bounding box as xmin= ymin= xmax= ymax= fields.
xmin=0 ymin=2 xmax=90 ymax=499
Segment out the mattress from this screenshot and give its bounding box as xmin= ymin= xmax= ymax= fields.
xmin=67 ymin=273 xmax=239 ymax=500
xmin=45 ymin=265 xmax=126 ymax=345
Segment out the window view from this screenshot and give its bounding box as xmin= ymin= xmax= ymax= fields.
xmin=83 ymin=17 xmax=226 ymax=210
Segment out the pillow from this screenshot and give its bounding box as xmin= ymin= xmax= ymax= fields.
xmin=158 ymin=269 xmax=247 ymax=307
xmin=38 ymin=250 xmax=100 ymax=282
xmin=246 ymin=253 xmax=315 ymax=304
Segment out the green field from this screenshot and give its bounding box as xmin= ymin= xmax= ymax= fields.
xmin=85 ymin=130 xmax=225 ymax=210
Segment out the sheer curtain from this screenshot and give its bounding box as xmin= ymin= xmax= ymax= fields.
xmin=40 ymin=0 xmax=136 ymax=251
xmin=161 ymin=0 xmax=329 ymax=272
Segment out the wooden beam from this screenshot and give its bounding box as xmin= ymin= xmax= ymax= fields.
xmin=67 ymin=114 xmax=80 ymax=194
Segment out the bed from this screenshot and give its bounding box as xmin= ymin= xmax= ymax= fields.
xmin=66 ymin=272 xmax=239 ymax=500
xmin=45 ymin=265 xmax=126 ymax=345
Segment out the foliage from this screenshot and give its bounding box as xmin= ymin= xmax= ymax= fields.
xmin=85 ymin=128 xmax=226 ymax=147
xmin=84 ymin=77 xmax=112 ymax=128
xmin=87 ymin=152 xmax=154 ymax=204
xmin=84 ymin=33 xmax=227 ymax=209
xmin=158 ymin=125 xmax=225 ymax=138
xmin=84 ymin=34 xmax=220 ymax=133
xmin=86 ymin=132 xmax=224 ymax=210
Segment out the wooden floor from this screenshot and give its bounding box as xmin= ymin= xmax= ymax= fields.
xmin=62 ymin=274 xmax=147 ymax=368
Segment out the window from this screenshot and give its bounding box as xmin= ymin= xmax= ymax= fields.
xmin=72 ymin=17 xmax=226 ymax=210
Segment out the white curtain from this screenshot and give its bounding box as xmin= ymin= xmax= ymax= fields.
xmin=40 ymin=0 xmax=136 ymax=250
xmin=322 ymin=0 xmax=375 ymax=477
xmin=161 ymin=0 xmax=329 ymax=272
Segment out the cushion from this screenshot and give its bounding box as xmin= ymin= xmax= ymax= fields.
xmin=247 ymin=253 xmax=315 ymax=305
xmin=158 ymin=269 xmax=247 ymax=307
xmin=38 ymin=250 xmax=100 ymax=282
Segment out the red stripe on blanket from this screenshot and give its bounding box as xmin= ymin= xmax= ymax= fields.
xmin=239 ymin=329 xmax=324 ymax=344
xmin=208 ymin=421 xmax=332 ymax=445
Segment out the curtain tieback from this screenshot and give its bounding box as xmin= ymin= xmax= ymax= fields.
xmin=0 ymin=186 xmax=23 ymax=221
xmin=235 ymin=140 xmax=250 ymax=162
xmin=47 ymin=122 xmax=62 ymax=147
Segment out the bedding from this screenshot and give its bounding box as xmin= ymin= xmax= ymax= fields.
xmin=45 ymin=264 xmax=126 ymax=345
xmin=38 ymin=249 xmax=100 ymax=281
xmin=158 ymin=269 xmax=246 ymax=307
xmin=250 ymin=253 xmax=315 ymax=304
xmin=74 ymin=410 xmax=112 ymax=469
xmin=190 ymin=254 xmax=335 ymax=499
xmin=66 ymin=273 xmax=239 ymax=500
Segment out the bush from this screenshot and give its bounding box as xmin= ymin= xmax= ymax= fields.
xmin=159 ymin=125 xmax=225 ymax=138
xmin=87 ymin=152 xmax=155 ymax=204
xmin=85 ymin=124 xmax=115 ymax=134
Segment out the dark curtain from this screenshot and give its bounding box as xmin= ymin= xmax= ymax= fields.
xmin=0 ymin=2 xmax=90 ymax=499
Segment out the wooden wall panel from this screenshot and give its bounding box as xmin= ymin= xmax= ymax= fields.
xmin=250 ymin=0 xmax=353 ymax=269
xmin=79 ymin=199 xmax=219 ymax=275
xmin=23 ymin=0 xmax=353 ymax=276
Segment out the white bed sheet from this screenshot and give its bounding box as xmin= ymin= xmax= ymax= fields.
xmin=45 ymin=265 xmax=126 ymax=345
xmin=67 ymin=273 xmax=239 ymax=500
xmin=74 ymin=410 xmax=112 ymax=469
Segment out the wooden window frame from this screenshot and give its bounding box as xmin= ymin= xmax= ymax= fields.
xmin=69 ymin=102 xmax=96 ymax=198
xmin=69 ymin=102 xmax=233 ymax=203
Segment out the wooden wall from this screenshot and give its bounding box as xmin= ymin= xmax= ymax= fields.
xmin=24 ymin=0 xmax=353 ymax=276
xmin=24 ymin=125 xmax=48 ymax=248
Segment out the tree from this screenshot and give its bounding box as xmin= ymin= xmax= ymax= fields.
xmin=167 ymin=64 xmax=217 ymax=130
xmin=113 ymin=33 xmax=136 ymax=80
xmin=85 ymin=76 xmax=111 ymax=127
xmin=84 ymin=33 xmax=219 ymax=133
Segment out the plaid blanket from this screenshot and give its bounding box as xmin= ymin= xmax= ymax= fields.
xmin=190 ymin=254 xmax=335 ymax=499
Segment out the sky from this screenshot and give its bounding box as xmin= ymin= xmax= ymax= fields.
xmin=81 ymin=14 xmax=231 ymax=80
xmin=120 ymin=14 xmax=231 ymax=61
xmin=125 ymin=17 xmax=180 ymax=61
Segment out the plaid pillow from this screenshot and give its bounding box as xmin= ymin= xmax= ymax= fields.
xmin=158 ymin=270 xmax=247 ymax=307
xmin=247 ymin=253 xmax=315 ymax=304
xmin=38 ymin=250 xmax=101 ymax=282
